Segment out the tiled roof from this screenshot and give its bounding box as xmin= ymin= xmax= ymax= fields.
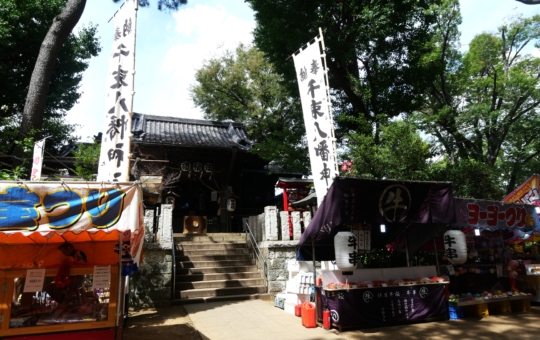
xmin=131 ymin=113 xmax=253 ymax=150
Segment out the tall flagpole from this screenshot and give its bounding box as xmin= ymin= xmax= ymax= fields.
xmin=126 ymin=0 xmax=138 ymax=181
xmin=318 ymin=27 xmax=339 ymax=175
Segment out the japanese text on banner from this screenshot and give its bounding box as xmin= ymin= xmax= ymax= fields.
xmin=97 ymin=0 xmax=137 ymax=182
xmin=292 ymin=37 xmax=336 ymax=205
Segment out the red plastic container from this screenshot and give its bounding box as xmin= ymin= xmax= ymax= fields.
xmin=323 ymin=309 xmax=331 ymax=329
xmin=301 ymin=302 xmax=316 ymax=328
xmin=295 ymin=304 xmax=302 ymax=317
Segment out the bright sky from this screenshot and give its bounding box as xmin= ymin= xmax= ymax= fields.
xmin=68 ymin=0 xmax=540 ymax=142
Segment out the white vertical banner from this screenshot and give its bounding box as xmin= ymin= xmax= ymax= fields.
xmin=292 ymin=35 xmax=337 ymax=206
xmin=30 ymin=139 xmax=45 ymax=181
xmin=97 ymin=0 xmax=137 ymax=182
xmin=357 ymin=230 xmax=366 ymax=250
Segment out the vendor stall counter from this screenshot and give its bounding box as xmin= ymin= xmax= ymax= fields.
xmin=0 ymin=181 xmax=145 ymax=340
xmin=318 ymin=266 xmax=448 ymax=330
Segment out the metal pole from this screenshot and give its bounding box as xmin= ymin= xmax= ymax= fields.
xmin=433 ymin=238 xmax=440 ymax=276
xmin=116 ymin=231 xmax=124 ymax=340
xmin=312 ymin=239 xmax=317 ymax=318
xmin=125 ymin=0 xmax=138 ymax=181
xmin=404 ymin=228 xmax=411 ymax=267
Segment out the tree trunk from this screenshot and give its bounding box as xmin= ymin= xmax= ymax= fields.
xmin=13 ymin=0 xmax=87 ymax=169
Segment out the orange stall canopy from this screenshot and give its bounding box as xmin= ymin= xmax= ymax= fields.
xmin=0 ymin=181 xmax=144 ymax=269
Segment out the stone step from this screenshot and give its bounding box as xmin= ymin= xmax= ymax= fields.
xmin=176 ymin=254 xmax=253 ymax=262
xmin=177 ymin=285 xmax=267 ymax=299
xmin=178 ymin=259 xmax=255 ymax=268
xmin=176 ymin=248 xmax=250 ymax=256
xmin=172 ymin=293 xmax=273 ymax=305
xmin=176 ymin=278 xmax=264 ymax=290
xmin=175 ymin=233 xmax=245 ymax=237
xmin=176 ymin=243 xmax=247 ymax=250
xmin=174 ymin=233 xmax=246 ymax=243
xmin=176 ymin=265 xmax=258 ymax=275
xmin=175 ymin=272 xmax=263 ymax=282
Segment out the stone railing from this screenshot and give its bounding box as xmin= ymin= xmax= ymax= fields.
xmin=247 ymin=206 xmax=312 ymax=294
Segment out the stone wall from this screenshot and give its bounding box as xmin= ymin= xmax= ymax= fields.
xmin=260 ymin=241 xmax=298 ymax=293
xmin=128 ymin=244 xmax=172 ymax=308
xmin=129 ymin=205 xmax=174 ymax=309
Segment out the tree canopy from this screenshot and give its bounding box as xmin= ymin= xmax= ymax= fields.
xmin=190 ymin=45 xmax=309 ymax=173
xmin=0 ymin=0 xmax=100 ymax=156
xmin=246 ymin=0 xmax=447 ymax=137
xmin=417 ymin=10 xmax=540 ymax=194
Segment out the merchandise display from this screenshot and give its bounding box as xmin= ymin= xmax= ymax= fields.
xmin=9 ymin=274 xmax=110 ymax=328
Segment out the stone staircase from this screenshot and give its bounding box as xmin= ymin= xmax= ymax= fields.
xmin=172 ymin=233 xmax=271 ymax=304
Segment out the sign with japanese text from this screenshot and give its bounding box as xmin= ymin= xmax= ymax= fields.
xmin=92 ymin=265 xmax=111 ymax=289
xmin=97 ymin=0 xmax=137 ymax=182
xmin=292 ymin=36 xmax=337 ymax=206
xmin=30 ymin=139 xmax=45 ymax=181
xmin=454 ymin=198 xmax=540 ymax=230
xmin=23 ymin=268 xmax=46 ymax=293
xmin=319 ymin=284 xmax=446 ymax=327
xmin=0 ymin=182 xmax=144 ymax=263
xmin=503 ymin=175 xmax=540 ymax=213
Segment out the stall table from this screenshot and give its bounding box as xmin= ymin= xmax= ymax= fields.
xmin=318 ymin=282 xmax=447 ymax=331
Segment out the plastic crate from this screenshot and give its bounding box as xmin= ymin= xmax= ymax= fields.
xmin=510 ymin=299 xmax=531 ymax=312
xmin=464 ymin=303 xmax=489 ymax=318
xmin=448 ymin=305 xmax=464 ymax=320
xmin=490 ymin=301 xmax=512 ymax=314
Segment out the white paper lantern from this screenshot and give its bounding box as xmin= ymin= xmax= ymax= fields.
xmin=334 ymin=231 xmax=358 ymax=274
xmin=227 ymin=198 xmax=236 ymax=212
xmin=443 ymin=230 xmax=467 ymax=265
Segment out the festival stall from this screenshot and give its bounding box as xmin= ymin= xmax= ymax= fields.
xmin=0 ymin=181 xmax=144 ymax=340
xmin=438 ymin=186 xmax=540 ymax=317
xmin=296 ymin=177 xmax=455 ymax=330
xmin=502 ymin=174 xmax=540 ymax=303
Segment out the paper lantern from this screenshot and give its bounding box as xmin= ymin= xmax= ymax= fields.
xmin=181 ymin=162 xmax=191 ymax=171
xmin=443 ymin=230 xmax=467 ymax=265
xmin=334 ymin=231 xmax=358 ymax=274
xmin=193 ymin=162 xmax=203 ymax=172
xmin=227 ymin=198 xmax=236 ymax=212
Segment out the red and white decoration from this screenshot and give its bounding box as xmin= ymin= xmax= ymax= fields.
xmin=30 ymin=139 xmax=46 ymax=181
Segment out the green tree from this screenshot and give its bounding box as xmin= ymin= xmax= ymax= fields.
xmin=190 ymin=45 xmax=309 ymax=172
xmin=418 ymin=13 xmax=540 ymax=194
xmin=71 ymin=142 xmax=100 ymax=180
xmin=0 ymin=0 xmax=100 ymax=156
xmin=10 ymin=0 xmax=187 ymax=166
xmin=246 ymin=0 xmax=447 ymax=137
xmin=345 ymin=119 xmax=432 ymax=181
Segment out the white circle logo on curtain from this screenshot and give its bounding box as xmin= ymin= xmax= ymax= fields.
xmin=419 ymin=287 xmax=429 ymax=298
xmin=331 ymin=310 xmax=339 ymax=322
xmin=363 ymin=291 xmax=374 ymax=303
xmin=379 ymin=184 xmax=411 ymax=222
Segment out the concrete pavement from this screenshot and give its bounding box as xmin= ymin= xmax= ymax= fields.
xmin=184 ymin=299 xmax=347 ymax=340
xmin=184 ymin=299 xmax=540 ymax=340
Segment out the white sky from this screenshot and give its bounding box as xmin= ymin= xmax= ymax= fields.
xmin=67 ymin=0 xmax=540 ymax=142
